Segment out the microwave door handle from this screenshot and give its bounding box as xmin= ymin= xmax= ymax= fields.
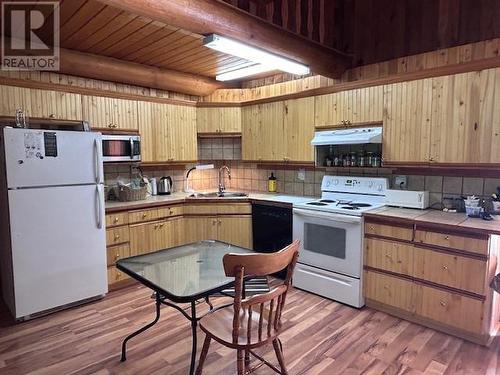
xmin=293 ymin=208 xmax=362 ymax=224
xmin=130 ymin=137 xmax=134 ymax=159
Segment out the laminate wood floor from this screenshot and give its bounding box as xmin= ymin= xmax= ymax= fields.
xmin=0 ymin=283 xmax=498 ymax=375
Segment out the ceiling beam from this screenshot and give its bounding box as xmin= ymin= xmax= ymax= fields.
xmin=97 ymin=0 xmax=352 ymax=78
xmin=59 ymin=48 xmax=224 ymax=97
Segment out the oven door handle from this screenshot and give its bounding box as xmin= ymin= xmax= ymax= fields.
xmin=293 ymin=208 xmax=362 ymax=224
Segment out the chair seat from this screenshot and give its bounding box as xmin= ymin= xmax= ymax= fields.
xmin=200 ymin=306 xmax=281 ymax=349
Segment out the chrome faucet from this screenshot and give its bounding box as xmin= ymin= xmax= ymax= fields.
xmin=218 ymin=165 xmax=231 ymax=195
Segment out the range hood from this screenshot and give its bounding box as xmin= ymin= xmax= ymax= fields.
xmin=311 ymin=126 xmax=382 ymax=146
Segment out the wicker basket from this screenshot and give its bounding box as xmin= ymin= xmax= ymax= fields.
xmin=117 ymin=184 xmax=147 ymax=202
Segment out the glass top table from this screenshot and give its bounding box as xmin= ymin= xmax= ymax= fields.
xmin=116 ymin=240 xmax=255 ymax=375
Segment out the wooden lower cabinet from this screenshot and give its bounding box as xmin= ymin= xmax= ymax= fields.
xmin=414 ymin=283 xmax=485 ymax=334
xmin=217 ymin=215 xmax=252 ymax=249
xmin=130 ymin=217 xmax=185 ymax=255
xmin=364 ymin=271 xmax=415 ymax=313
xmin=364 ymin=219 xmax=499 ymax=344
xmin=184 ymin=214 xmax=253 ymax=249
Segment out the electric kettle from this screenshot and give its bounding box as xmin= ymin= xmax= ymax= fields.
xmin=157 ymin=176 xmax=173 ymax=195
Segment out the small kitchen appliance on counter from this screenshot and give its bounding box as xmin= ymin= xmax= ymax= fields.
xmin=385 ymin=189 xmax=429 ymax=209
xmin=292 ymin=176 xmax=388 ymax=308
xmin=157 ymin=176 xmax=173 ymax=195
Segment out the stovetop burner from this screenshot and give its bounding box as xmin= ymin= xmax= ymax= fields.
xmin=319 ymin=199 xmax=336 ymax=203
xmin=307 ymin=202 xmax=328 ymax=206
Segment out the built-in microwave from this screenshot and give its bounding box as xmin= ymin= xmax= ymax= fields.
xmin=101 ymin=134 xmax=141 ymax=162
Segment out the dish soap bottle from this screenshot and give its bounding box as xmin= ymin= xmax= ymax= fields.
xmin=268 ymin=172 xmax=277 ymax=192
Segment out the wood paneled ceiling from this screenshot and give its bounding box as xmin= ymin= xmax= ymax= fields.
xmin=57 ymin=0 xmax=254 ymax=78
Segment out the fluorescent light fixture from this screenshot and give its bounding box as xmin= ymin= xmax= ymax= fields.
xmin=203 ymin=34 xmax=310 ymax=78
xmin=216 ymin=64 xmax=275 ymax=81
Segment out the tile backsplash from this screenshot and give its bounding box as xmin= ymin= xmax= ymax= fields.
xmin=198 ymin=137 xmax=241 ymax=161
xmin=104 ymin=162 xmax=499 ymax=208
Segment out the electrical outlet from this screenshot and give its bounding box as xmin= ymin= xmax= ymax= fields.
xmin=395 ymin=175 xmax=407 ymax=189
xmin=297 ymin=169 xmax=305 ymax=181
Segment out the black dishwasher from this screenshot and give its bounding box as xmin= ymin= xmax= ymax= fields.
xmin=252 ymin=202 xmax=293 ymax=279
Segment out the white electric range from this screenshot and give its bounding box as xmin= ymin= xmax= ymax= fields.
xmin=292 ymin=175 xmax=388 ymax=308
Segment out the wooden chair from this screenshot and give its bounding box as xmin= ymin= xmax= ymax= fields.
xmin=196 ymin=240 xmax=299 ymax=375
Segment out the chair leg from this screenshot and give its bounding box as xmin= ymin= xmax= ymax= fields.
xmin=272 ymin=339 xmax=288 ymax=375
xmin=237 ymin=349 xmax=245 ymax=375
xmin=244 ymin=349 xmax=250 ymax=370
xmin=195 ymin=335 xmax=212 ymax=375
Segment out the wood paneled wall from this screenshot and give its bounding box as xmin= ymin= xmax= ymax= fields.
xmin=203 ymin=38 xmax=500 ymax=102
xmin=0 ymin=70 xmax=199 ymax=102
xmin=223 ymin=0 xmax=500 ymax=67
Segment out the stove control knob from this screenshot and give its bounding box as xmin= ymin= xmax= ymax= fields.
xmin=368 ymin=181 xmax=374 ymax=188
xmin=377 ymin=184 xmax=383 ymax=191
xmin=326 ymin=180 xmax=331 ymax=187
xmin=333 ymin=179 xmax=339 ymax=185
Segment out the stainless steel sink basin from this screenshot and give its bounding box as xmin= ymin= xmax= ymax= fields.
xmin=188 ymin=191 xmax=248 ymax=198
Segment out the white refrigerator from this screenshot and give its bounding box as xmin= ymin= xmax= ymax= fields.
xmin=0 ymin=127 xmax=108 ymax=320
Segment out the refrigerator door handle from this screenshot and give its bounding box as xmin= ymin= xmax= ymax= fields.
xmin=95 ymin=186 xmax=103 ymax=229
xmin=93 ymin=138 xmax=102 ymax=184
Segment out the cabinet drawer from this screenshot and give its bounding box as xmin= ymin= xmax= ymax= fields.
xmin=365 ymin=222 xmax=413 ymax=241
xmin=106 ymin=244 xmax=131 ymax=266
xmin=364 ymin=271 xmax=415 ymax=313
xmin=106 ymin=226 xmax=130 ymax=246
xmin=413 ymin=248 xmax=486 ymax=296
xmin=414 ymin=230 xmax=488 ymax=256
xmin=107 ymin=266 xmax=129 ymax=284
xmin=364 ymin=238 xmax=414 ymax=276
xmin=184 ymin=204 xmax=218 ymax=215
xmin=217 ymin=203 xmax=251 ymax=215
xmin=415 ymin=283 xmax=484 ymax=334
xmin=157 ymin=205 xmax=183 ymax=218
xmin=105 ymin=212 xmax=128 ymax=228
xmin=129 ymin=208 xmax=160 ymax=223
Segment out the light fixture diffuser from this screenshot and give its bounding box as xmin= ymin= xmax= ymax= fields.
xmin=204 ymin=34 xmax=310 ymax=79
xmin=216 ymin=64 xmax=275 ymax=81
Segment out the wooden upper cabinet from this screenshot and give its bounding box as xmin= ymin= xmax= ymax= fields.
xmin=82 ymin=95 xmax=138 ymax=130
xmin=138 ymin=102 xmax=197 ymax=163
xmin=0 ymin=85 xmax=82 ymax=121
xmin=283 ymin=97 xmax=315 ymax=162
xmin=314 ymin=86 xmax=383 ymax=128
xmin=242 ymin=102 xmax=285 ymax=161
xmin=382 ymin=78 xmax=433 ymax=164
xmin=429 ymin=69 xmax=499 ymax=164
xmin=197 ymin=106 xmax=241 ymax=133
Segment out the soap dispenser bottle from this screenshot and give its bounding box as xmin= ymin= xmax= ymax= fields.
xmin=268 ymin=172 xmax=277 ymax=192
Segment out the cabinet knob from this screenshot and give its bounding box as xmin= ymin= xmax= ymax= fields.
xmin=160 ymin=223 xmax=164 ymax=228
xmin=114 ymin=234 xmax=120 ymax=240
xmin=442 ymin=265 xmax=448 ymax=271
xmin=369 ymin=226 xmax=375 ymax=231
xmin=49 ymin=114 xmax=55 ymax=119
xmin=154 ymin=224 xmax=158 ymax=229
xmin=218 ymin=219 xmax=222 ymax=225
xmin=440 ymin=301 xmax=447 ymax=307
xmin=117 ymin=272 xmax=121 ymax=278
xmin=142 ymin=213 xmax=147 ymax=218
xmin=385 ymin=254 xmax=392 ymax=260
xmin=212 ymin=220 xmax=217 ymax=225
xmin=169 ymin=209 xmax=174 ymax=215
xmin=114 ymin=217 xmax=119 ymax=223
xmin=444 ymin=235 xmax=450 ymax=240
xmin=108 ymin=123 xmax=113 ymax=128
xmin=115 ymin=254 xmax=120 ymax=260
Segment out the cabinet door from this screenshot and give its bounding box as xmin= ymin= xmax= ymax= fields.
xmin=430 ymin=69 xmax=499 ymax=164
xmin=382 ymin=79 xmax=433 ymax=164
xmin=315 ymin=86 xmax=383 ymax=128
xmin=83 ymin=95 xmax=138 ymax=130
xmin=197 ymin=107 xmax=220 ymax=133
xmin=242 ymin=102 xmax=285 ymax=161
xmin=0 ymin=85 xmax=27 ymax=116
xmin=364 ymin=270 xmax=416 ymax=313
xmin=167 ymin=104 xmax=197 ymax=161
xmin=26 ymin=89 xmax=82 ymax=120
xmin=219 ymin=107 xmax=241 ymax=133
xmin=184 ymin=216 xmax=218 ymax=243
xmin=130 ymin=221 xmax=162 ymax=255
xmin=217 ymin=215 xmax=252 ymax=249
xmin=283 ymin=97 xmax=315 ymax=162
xmin=137 ymin=101 xmax=155 ymax=162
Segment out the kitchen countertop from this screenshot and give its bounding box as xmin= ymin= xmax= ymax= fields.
xmin=366 ymin=206 xmax=500 ymax=236
xmin=105 ymin=191 xmax=311 ymax=213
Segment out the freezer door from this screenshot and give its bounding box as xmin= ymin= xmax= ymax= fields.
xmin=8 ymin=184 xmax=107 ymax=318
xmin=3 ymin=128 xmax=103 ymax=188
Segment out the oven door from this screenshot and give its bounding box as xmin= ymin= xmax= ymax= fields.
xmin=101 ymin=135 xmax=141 ymax=162
xmin=293 ymin=208 xmax=363 ymax=278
